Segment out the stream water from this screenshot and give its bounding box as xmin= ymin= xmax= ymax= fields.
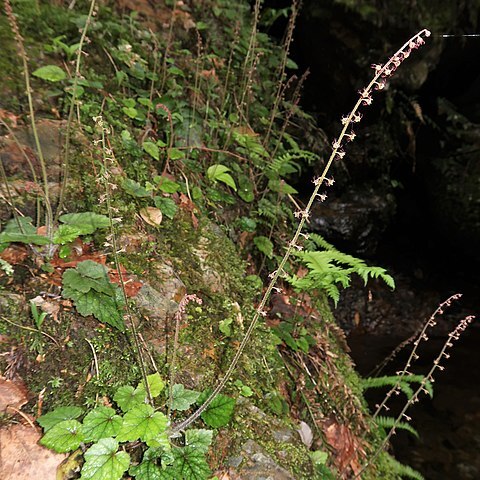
xmin=339 ymin=208 xmax=479 ymax=480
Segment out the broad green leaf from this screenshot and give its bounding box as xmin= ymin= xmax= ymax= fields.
xmin=171 ymin=384 xmax=200 ymax=411
xmin=62 ymin=261 xmax=125 ymax=331
xmin=53 ymin=224 xmax=83 ymax=245
xmin=207 ymin=164 xmax=237 ymax=191
xmin=129 ymin=446 xmax=175 ymax=478
xmin=143 ymin=141 xmax=160 ymax=160
xmin=62 ymin=268 xmax=114 ymax=295
xmin=82 ymin=406 xmax=123 ymax=442
xmin=33 ymin=65 xmax=66 ymax=82
xmin=198 ymin=393 xmax=235 ymax=428
xmin=239 ymin=216 xmax=256 ymax=232
xmin=113 ymin=385 xmax=145 ymax=412
xmin=237 ymin=175 xmax=254 ymax=202
xmin=63 ymin=288 xmax=125 ymax=331
xmin=81 ymin=437 xmax=130 ymax=480
xmin=2 ymin=216 xmax=36 ymax=234
xmin=168 ymin=66 xmax=185 ymax=77
xmin=155 ymin=176 xmax=180 ymax=193
xmin=123 ymin=106 xmax=138 ymax=118
xmin=137 ymin=373 xmax=165 ymax=398
xmin=39 ymin=419 xmax=84 ymax=453
xmin=168 ymin=148 xmax=184 ymax=160
xmin=310 ymin=450 xmax=328 ymax=465
xmin=172 ymin=446 xmax=211 ymax=480
xmin=59 ymin=212 xmax=110 ymax=234
xmin=253 ymin=236 xmax=273 ymax=258
xmin=218 ymin=317 xmax=233 ymax=337
xmin=185 ymin=429 xmax=213 ymax=453
xmin=0 ymin=232 xmax=50 ymax=245
xmin=75 ymin=260 xmax=110 ymax=280
xmin=0 ymin=214 xmax=48 ymax=246
xmin=153 ymin=197 xmax=178 ymax=219
xmin=116 ymin=404 xmax=168 ymax=446
xmin=268 ymin=178 xmax=298 ymax=195
xmin=37 ymin=406 xmax=84 ymax=431
xmin=129 ymin=447 xmax=164 ymax=479
xmin=144 ymin=430 xmax=170 ymax=449
xmin=122 ymin=178 xmax=151 ymax=198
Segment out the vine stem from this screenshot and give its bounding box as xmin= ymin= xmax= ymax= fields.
xmin=172 ymin=28 xmax=432 ymax=434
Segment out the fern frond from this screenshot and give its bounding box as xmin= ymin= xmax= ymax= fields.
xmin=375 ymin=416 xmax=419 ymax=438
xmin=306 ymin=233 xmax=339 ymax=252
xmin=361 ymin=374 xmax=429 ymax=401
xmin=324 ymin=282 xmax=340 ymax=307
xmin=384 ymin=454 xmax=425 ymax=480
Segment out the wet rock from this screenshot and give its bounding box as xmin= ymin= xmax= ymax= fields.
xmin=134 ymin=262 xmax=186 ymax=325
xmin=309 ymin=189 xmax=396 ymax=255
xmin=233 ymin=439 xmax=295 ymax=480
xmin=0 ymin=119 xmax=65 ymax=181
xmin=192 ymin=233 xmax=226 ymax=294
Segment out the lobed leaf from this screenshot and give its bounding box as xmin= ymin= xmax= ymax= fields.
xmin=116 ymin=404 xmax=168 ymax=446
xmin=82 ymin=406 xmax=123 ymax=442
xmin=80 ymin=437 xmax=130 ymax=480
xmin=37 ymin=406 xmax=84 ymax=431
xmin=171 ymin=384 xmax=200 ymax=411
xmin=40 ymin=419 xmax=84 ymax=453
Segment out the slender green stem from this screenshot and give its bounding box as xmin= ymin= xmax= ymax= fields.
xmin=56 ymin=0 xmax=96 ymax=220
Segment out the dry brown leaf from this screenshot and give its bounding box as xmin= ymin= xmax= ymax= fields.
xmin=139 ymin=207 xmax=163 ymax=227
xmin=322 ymin=416 xmax=358 ymax=473
xmin=0 ymin=424 xmax=67 ymax=479
xmin=0 ymin=244 xmax=29 ymax=265
xmin=0 ymin=377 xmax=28 ymax=413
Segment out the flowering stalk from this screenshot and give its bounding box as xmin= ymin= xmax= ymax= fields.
xmin=171 ymin=29 xmax=432 ymax=435
xmin=373 ymin=293 xmax=462 ymax=418
xmin=352 ymin=313 xmax=474 ymax=479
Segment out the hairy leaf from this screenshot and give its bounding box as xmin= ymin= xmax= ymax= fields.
xmin=33 ymin=65 xmax=66 ymax=82
xmin=171 ymin=446 xmax=211 ymax=480
xmin=154 ymin=196 xmax=178 ymax=219
xmin=185 ymin=429 xmax=213 ymax=453
xmin=82 ymin=406 xmax=123 ymax=442
xmin=62 ymin=261 xmax=125 ymax=331
xmin=113 ymin=385 xmax=145 ymax=412
xmin=59 ymin=212 xmax=110 ymax=234
xmin=171 ymin=384 xmax=200 ymax=411
xmin=116 ymin=404 xmax=168 ymax=445
xmin=37 ymin=406 xmax=84 ymax=431
xmin=198 ymin=393 xmax=235 ymax=428
xmin=81 ymin=437 xmax=130 ymax=480
xmin=39 ymin=419 xmax=84 ymax=453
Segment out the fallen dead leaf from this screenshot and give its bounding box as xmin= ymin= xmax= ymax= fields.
xmin=0 ymin=108 xmax=19 ymax=128
xmin=179 ymin=193 xmax=199 ymax=228
xmin=297 ymin=420 xmax=313 ymax=448
xmin=139 ymin=206 xmax=163 ymax=227
xmin=0 ymin=377 xmax=28 ymax=413
xmin=322 ymin=416 xmax=360 ymax=475
xmin=30 ymin=295 xmax=60 ymax=322
xmin=0 ymin=423 xmax=67 ymax=479
xmin=0 ymin=244 xmax=29 ymax=265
